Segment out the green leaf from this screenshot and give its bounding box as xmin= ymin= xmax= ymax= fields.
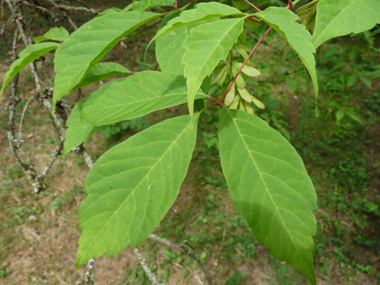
xmin=34 ymin=27 xmax=69 ymax=44
xmin=256 ymin=7 xmax=318 ymax=98
xmin=124 ymin=0 xmax=174 ymax=11
xmin=81 ymin=71 xmax=206 ymax=126
xmin=95 ymin=8 xmax=122 ymax=18
xmin=346 ymin=108 xmax=361 ymax=122
xmin=71 ymin=62 xmax=130 ymax=91
xmin=64 ymin=98 xmax=96 ymax=154
xmin=335 ymin=109 xmax=345 ymax=122
xmin=52 ymin=11 xmax=161 ymax=111
xmin=183 ymin=18 xmax=244 ymax=117
xmin=156 ymin=11 xmax=217 ymax=75
xmin=218 ymin=108 xmax=317 ymax=285
xmin=234 ymin=62 xmax=261 ymax=77
xmin=0 ymin=42 xmax=59 ymax=98
xmin=346 ymin=75 xmax=357 ymax=88
xmin=296 ymin=0 xmax=319 ymax=32
xmin=156 ymin=11 xmax=186 ymax=74
xmin=311 ymin=0 xmax=380 ymax=48
xmin=75 ymin=114 xmax=199 ymax=268
xmin=360 ymin=76 xmax=371 ymax=89
xmin=151 ymin=2 xmax=244 ymax=44
xmin=64 ymin=87 xmax=110 ymax=154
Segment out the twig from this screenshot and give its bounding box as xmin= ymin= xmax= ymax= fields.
xmin=7 ymin=28 xmax=38 ymax=180
xmin=218 ymin=26 xmax=272 ymax=104
xmin=84 ymin=258 xmax=95 ymax=284
xmin=243 ymin=0 xmax=261 ymax=12
xmin=22 ymin=0 xmax=59 ymax=22
xmin=33 ymin=140 xmax=64 ymax=193
xmin=77 ymin=145 xmax=94 ymax=169
xmin=149 ymin=234 xmax=214 ymax=285
xmin=67 ymin=15 xmax=78 ymax=30
xmin=134 ymin=248 xmax=163 ymax=285
xmin=17 ymin=93 xmax=36 ymax=148
xmin=45 ymin=0 xmax=97 ymax=14
xmin=76 ymin=258 xmax=95 ymax=285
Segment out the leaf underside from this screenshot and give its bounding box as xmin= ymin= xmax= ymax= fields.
xmin=183 ymin=18 xmax=244 ymax=117
xmin=218 ymin=108 xmax=317 ymax=285
xmin=64 ymin=94 xmax=103 ymax=154
xmin=52 ymin=11 xmax=160 ymax=111
xmin=311 ymin=0 xmax=380 ymax=48
xmin=0 ymin=42 xmax=59 ymax=98
xmin=80 ymin=71 xmax=206 ymax=126
xmin=151 ymin=2 xmax=243 ymax=45
xmin=156 ymin=11 xmax=219 ymax=76
xmin=75 ymin=114 xmax=199 ymax=268
xmin=71 ymin=62 xmax=130 ymax=91
xmin=256 ymin=7 xmax=318 ymax=98
xmin=34 ymin=27 xmax=69 ymax=44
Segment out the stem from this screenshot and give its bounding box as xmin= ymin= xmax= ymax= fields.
xmin=181 ymin=0 xmax=197 ymax=10
xmin=218 ymin=26 xmax=272 ymax=104
xmin=243 ymin=0 xmax=261 ymax=12
xmin=287 ymin=0 xmax=293 ymax=10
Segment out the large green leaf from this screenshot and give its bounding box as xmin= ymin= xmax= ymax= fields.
xmin=156 ymin=10 xmax=186 ymax=75
xmin=75 ymin=114 xmax=199 ymax=268
xmin=0 ymin=42 xmax=59 ymax=98
xmin=81 ymin=71 xmax=206 ymax=126
xmin=52 ymin=11 xmax=161 ymax=111
xmin=218 ymin=108 xmax=317 ymax=285
xmin=156 ymin=11 xmax=216 ymax=75
xmin=150 ymin=2 xmax=243 ymax=44
xmin=311 ymin=0 xmax=380 ymax=48
xmin=34 ymin=27 xmax=69 ymax=44
xmin=183 ymin=18 xmax=244 ymax=117
xmin=256 ymin=7 xmax=318 ymax=98
xmin=71 ymin=62 xmax=130 ymax=91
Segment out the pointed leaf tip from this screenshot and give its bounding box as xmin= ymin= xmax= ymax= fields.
xmin=183 ymin=18 xmax=244 ymax=117
xmin=255 ymin=7 xmax=318 ymax=98
xmin=218 ymin=108 xmax=317 ymax=284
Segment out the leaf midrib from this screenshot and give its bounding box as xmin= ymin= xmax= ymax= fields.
xmin=185 ymin=18 xmax=243 ymax=86
xmin=80 ymin=117 xmax=195 ymax=254
xmin=225 ymin=109 xmax=308 ymax=268
xmin=312 ymin=0 xmax=355 ymax=46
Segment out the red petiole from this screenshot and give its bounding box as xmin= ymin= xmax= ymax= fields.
xmin=217 ymin=26 xmax=272 ymax=105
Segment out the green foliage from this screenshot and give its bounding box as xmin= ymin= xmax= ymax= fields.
xmin=101 ymin=117 xmax=150 ymax=139
xmin=71 ymin=62 xmax=130 ymax=91
xmin=184 ymin=18 xmax=244 ymax=116
xmin=218 ymin=108 xmax=317 ymax=284
xmin=34 ymin=27 xmax=69 ymax=44
xmin=4 ymin=0 xmax=380 ymax=283
xmin=256 ymin=7 xmax=318 ymax=98
xmin=52 ymin=11 xmax=161 ymax=110
xmin=63 ymin=95 xmax=99 ymax=154
xmin=80 ymin=71 xmax=206 ymax=126
xmin=0 ymin=42 xmax=59 ymax=97
xmin=0 ymin=262 xmax=11 ymax=278
xmin=311 ymin=0 xmax=380 ymax=48
xmin=75 ymin=115 xmax=199 ymax=268
xmin=151 ymin=2 xmax=243 ymax=43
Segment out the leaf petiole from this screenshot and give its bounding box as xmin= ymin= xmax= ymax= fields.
xmin=218 ymin=26 xmax=272 ymax=104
